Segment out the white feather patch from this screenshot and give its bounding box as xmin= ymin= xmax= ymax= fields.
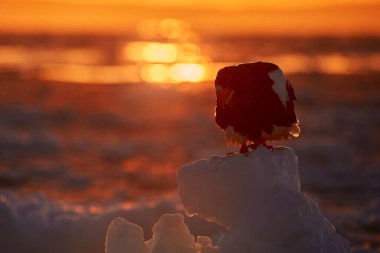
xmin=268 ymin=68 xmax=288 ymax=107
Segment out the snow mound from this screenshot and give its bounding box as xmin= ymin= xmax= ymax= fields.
xmin=147 ymin=213 xmax=194 ymax=253
xmin=178 ymin=146 xmax=300 ymax=227
xmin=105 ymin=217 xmax=149 ymax=253
xmin=178 ymin=146 xmax=350 ymax=253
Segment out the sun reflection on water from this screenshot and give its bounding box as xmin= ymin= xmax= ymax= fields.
xmin=122 ymin=18 xmax=210 ymax=84
xmin=140 ymin=64 xmax=169 ymax=83
xmin=0 ymin=19 xmax=379 ymax=85
xmin=169 ymin=63 xmax=206 ymax=83
xmin=124 ymin=42 xmax=179 ymax=63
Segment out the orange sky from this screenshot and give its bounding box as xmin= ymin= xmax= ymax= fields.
xmin=1 ymin=0 xmax=380 ymax=37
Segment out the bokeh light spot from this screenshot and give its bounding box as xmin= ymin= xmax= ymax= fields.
xmin=169 ymin=63 xmax=206 ymax=83
xmin=141 ymin=43 xmax=178 ymax=63
xmin=124 ymin=42 xmax=178 ymax=63
xmin=140 ymin=64 xmax=169 ymax=83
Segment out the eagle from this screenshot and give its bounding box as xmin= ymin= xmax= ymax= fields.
xmin=215 ymin=62 xmax=300 ymax=153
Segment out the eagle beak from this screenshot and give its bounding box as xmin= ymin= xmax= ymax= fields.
xmin=217 ymin=88 xmax=234 ymax=108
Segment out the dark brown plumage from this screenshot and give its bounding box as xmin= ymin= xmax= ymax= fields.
xmin=214 ymin=62 xmax=300 ymax=152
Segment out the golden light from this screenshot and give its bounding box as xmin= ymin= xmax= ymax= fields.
xmin=142 ymin=43 xmax=178 ymax=63
xmin=316 ymin=54 xmax=350 ymax=74
xmin=137 ymin=18 xmax=190 ymax=40
xmin=140 ymin=64 xmax=170 ymax=83
xmin=122 ymin=19 xmax=210 ymax=84
xmin=266 ymin=54 xmax=311 ymax=73
xmin=124 ymin=42 xmax=179 ymax=63
xmin=177 ymin=43 xmax=204 ymax=62
xmin=0 ymin=46 xmax=26 ymax=67
xmin=157 ymin=18 xmax=190 ymax=40
xmin=169 ymin=63 xmax=206 ymax=83
xmin=38 ymin=64 xmax=141 ymax=84
xmin=136 ymin=19 xmax=161 ymax=40
xmin=0 ymin=0 xmax=379 ymax=37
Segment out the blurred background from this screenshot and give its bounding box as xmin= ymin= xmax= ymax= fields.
xmin=0 ymin=0 xmax=379 ymax=252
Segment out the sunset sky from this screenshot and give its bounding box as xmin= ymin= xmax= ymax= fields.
xmin=1 ymin=0 xmax=380 ymax=37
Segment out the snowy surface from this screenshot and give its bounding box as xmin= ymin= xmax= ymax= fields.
xmin=105 ymin=146 xmax=350 ymax=253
